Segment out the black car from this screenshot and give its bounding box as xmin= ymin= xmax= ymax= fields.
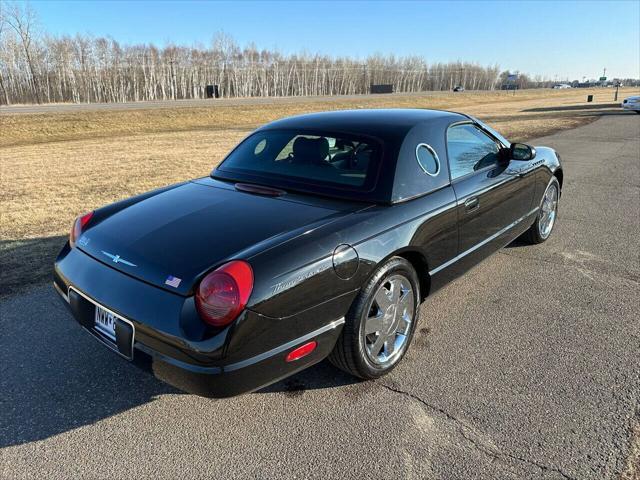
xmin=54 ymin=109 xmax=563 ymax=397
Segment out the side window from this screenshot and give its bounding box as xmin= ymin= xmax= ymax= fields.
xmin=447 ymin=124 xmax=501 ymax=180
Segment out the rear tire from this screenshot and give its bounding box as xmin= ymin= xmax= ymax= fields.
xmin=328 ymin=257 xmax=420 ymax=379
xmin=523 ymin=176 xmax=560 ymax=244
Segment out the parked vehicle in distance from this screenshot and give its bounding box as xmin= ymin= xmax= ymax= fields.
xmin=453 ymin=86 xmax=465 ymax=92
xmin=54 ymin=109 xmax=563 ymax=397
xmin=552 ymin=84 xmax=572 ymax=89
xmin=622 ymin=96 xmax=640 ymax=113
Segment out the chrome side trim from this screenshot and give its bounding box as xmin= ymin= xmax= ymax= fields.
xmin=53 ymin=282 xmax=69 ymax=303
xmin=429 ymin=207 xmax=539 ymax=275
xmin=68 ymin=286 xmax=136 ymax=361
xmin=224 ymin=317 xmax=346 ymax=372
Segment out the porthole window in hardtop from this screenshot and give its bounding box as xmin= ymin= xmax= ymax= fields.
xmin=254 ymin=138 xmax=267 ymax=155
xmin=416 ymin=144 xmax=440 ymax=176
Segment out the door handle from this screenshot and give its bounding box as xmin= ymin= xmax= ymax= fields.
xmin=464 ymin=197 xmax=479 ymax=212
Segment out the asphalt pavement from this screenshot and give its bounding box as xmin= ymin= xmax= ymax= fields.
xmin=1 ymin=113 xmax=638 ymax=479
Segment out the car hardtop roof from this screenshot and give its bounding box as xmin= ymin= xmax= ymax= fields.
xmin=257 ymin=108 xmax=469 ymax=139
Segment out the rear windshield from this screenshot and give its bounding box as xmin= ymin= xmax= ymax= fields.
xmin=214 ymin=130 xmax=381 ymax=192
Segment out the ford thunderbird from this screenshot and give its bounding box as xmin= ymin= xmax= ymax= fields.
xmin=54 ymin=109 xmax=563 ymax=397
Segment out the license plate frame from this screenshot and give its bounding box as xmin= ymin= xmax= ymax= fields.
xmin=68 ymin=286 xmax=135 ymax=360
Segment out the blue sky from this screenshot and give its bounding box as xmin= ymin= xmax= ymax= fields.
xmin=29 ymin=0 xmax=640 ymax=80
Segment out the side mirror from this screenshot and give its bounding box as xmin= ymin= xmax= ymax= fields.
xmin=510 ymin=143 xmax=536 ymax=161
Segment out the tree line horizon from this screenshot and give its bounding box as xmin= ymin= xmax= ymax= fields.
xmin=1 ymin=2 xmax=637 ymax=105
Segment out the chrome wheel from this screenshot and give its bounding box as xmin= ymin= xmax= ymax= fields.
xmin=362 ymin=274 xmax=415 ymax=366
xmin=539 ymin=183 xmax=558 ymax=239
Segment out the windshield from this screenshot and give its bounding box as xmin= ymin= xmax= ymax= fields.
xmin=213 ymin=130 xmax=381 ymax=193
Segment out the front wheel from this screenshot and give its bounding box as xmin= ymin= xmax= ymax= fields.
xmin=523 ymin=176 xmax=560 ymax=244
xmin=328 ymin=257 xmax=420 ymax=379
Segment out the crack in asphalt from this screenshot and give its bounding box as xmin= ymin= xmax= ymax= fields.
xmin=379 ymin=382 xmax=578 ymax=480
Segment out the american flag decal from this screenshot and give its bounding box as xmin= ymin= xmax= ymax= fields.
xmin=165 ymin=275 xmax=182 ymax=288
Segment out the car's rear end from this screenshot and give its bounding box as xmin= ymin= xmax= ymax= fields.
xmin=54 ymin=178 xmax=362 ymax=396
xmin=55 ymin=253 xmax=345 ymax=397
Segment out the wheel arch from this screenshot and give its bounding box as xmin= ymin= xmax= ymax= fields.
xmin=554 ymin=167 xmax=564 ymax=193
xmin=384 ymin=248 xmax=431 ymax=301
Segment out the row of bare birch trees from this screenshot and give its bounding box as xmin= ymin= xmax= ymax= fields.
xmin=1 ymin=2 xmax=504 ymax=105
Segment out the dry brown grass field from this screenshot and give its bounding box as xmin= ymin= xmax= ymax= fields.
xmin=1 ymin=87 xmax=637 ymax=296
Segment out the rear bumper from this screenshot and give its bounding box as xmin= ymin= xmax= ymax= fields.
xmin=136 ymin=322 xmax=343 ymax=398
xmin=54 ymin=246 xmax=350 ymax=397
xmin=55 ymin=282 xmax=344 ymax=397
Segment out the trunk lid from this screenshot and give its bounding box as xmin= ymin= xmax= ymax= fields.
xmin=79 ymin=179 xmax=360 ymax=295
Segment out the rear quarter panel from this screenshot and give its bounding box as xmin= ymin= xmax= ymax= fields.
xmin=246 ymin=186 xmax=458 ymax=319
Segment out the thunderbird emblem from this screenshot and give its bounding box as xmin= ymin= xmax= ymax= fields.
xmin=101 ymin=251 xmax=137 ymax=267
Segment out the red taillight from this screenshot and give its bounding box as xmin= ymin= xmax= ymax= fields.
xmin=195 ymin=260 xmax=253 ymax=327
xmin=70 ymin=211 xmax=94 ymax=247
xmin=285 ymin=341 xmax=317 ymax=362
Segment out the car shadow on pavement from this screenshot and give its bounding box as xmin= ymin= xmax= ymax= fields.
xmin=0 ymin=285 xmax=182 ymax=448
xmin=259 ymin=361 xmax=360 ymax=397
xmin=0 ymin=236 xmax=69 ymax=298
xmin=505 ymin=238 xmax=530 ymax=249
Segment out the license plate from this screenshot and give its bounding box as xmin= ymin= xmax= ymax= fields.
xmin=94 ymin=305 xmax=117 ymax=341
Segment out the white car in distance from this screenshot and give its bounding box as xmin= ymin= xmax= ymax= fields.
xmin=622 ymin=96 xmax=640 ymax=113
